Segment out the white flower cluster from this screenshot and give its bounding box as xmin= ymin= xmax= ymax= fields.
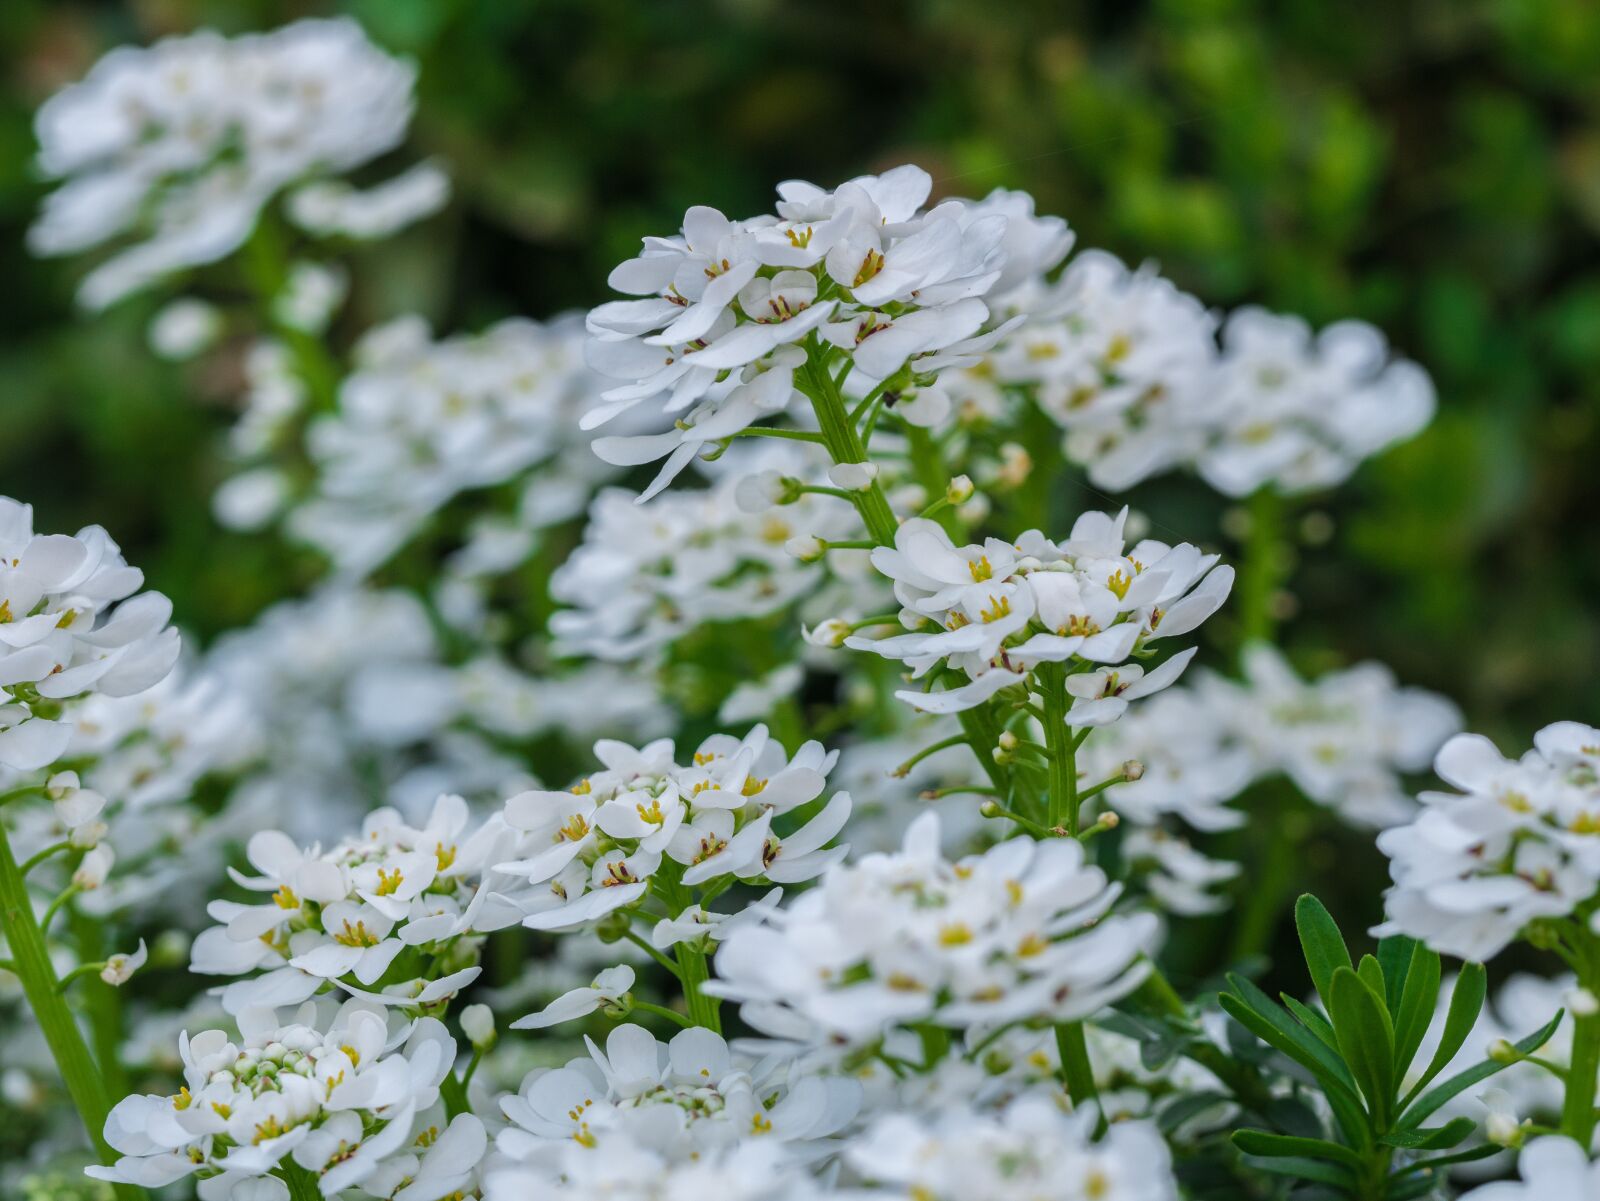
xmin=0 ymin=498 xmax=179 ymax=771
xmin=31 ymin=19 xmax=423 ymax=308
xmin=709 ymin=812 xmax=1157 ymax=1049
xmin=951 ymin=249 xmax=1433 ymax=496
xmin=847 ymin=509 xmax=1231 ymax=714
xmin=191 ymin=794 xmax=519 ymax=1014
xmin=1376 ymin=721 xmax=1600 ymax=961
xmin=88 ymin=998 xmax=471 ymax=1198
xmin=584 ymin=166 xmax=1026 ymax=497
xmin=491 ymin=1024 xmax=858 ymax=1174
xmin=550 ymin=446 xmax=862 ymax=663
xmin=502 ymin=725 xmax=849 ymax=935
xmin=845 ymin=1096 xmax=1178 ymax=1201
xmin=289 ymin=315 xmax=613 ymax=577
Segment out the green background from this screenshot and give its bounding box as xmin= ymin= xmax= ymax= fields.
xmin=2 ymin=0 xmax=1598 ymax=960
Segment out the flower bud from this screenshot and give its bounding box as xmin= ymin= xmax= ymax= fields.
xmin=785 ymin=535 xmax=826 ymax=563
xmin=945 ymin=474 xmax=975 ymax=505
xmin=997 ymin=731 xmax=1019 ymax=752
xmin=68 ymin=820 xmax=108 ymax=850
xmin=829 ymin=462 xmax=879 ymax=492
xmin=996 ymin=443 xmax=1032 ymax=489
xmin=1487 ymin=1038 xmax=1517 ymax=1064
xmin=803 ymin=618 xmax=851 ymax=649
xmin=1485 ymin=1112 xmax=1524 ymax=1147
xmin=461 ymin=1004 xmax=496 ymax=1049
xmin=735 ymin=470 xmax=801 ymax=513
xmin=979 ymin=800 xmax=1003 ymax=819
xmin=1122 ymin=760 xmax=1145 ymax=782
xmin=45 ymin=772 xmax=80 ymax=801
xmin=595 ymin=908 xmax=632 ymax=944
xmin=1570 ymin=987 xmax=1600 ymax=1018
xmin=73 ymin=845 xmax=114 ymax=890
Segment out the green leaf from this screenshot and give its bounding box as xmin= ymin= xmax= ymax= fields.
xmin=1392 ymin=1142 xmax=1503 ymax=1176
xmin=1358 ymin=954 xmax=1388 ymax=1006
xmin=1391 ymin=941 xmax=1442 ymax=1080
xmin=1377 ymin=935 xmax=1418 ymax=1012
xmin=1296 ymin=894 xmax=1354 ymax=1015
xmin=1379 ymin=1116 xmax=1474 ymax=1149
xmin=1156 ymin=1091 xmax=1233 ymax=1135
xmin=1330 ymin=966 xmax=1396 ymax=1128
xmin=1233 ymin=1129 xmax=1366 ymax=1171
xmin=1239 ymin=1154 xmax=1356 ymax=1189
xmin=1403 ymin=961 xmax=1486 ymax=1106
xmin=1283 ymin=994 xmax=1340 ymax=1052
xmin=1398 ymin=1009 xmax=1564 ymax=1130
xmin=1222 ymin=976 xmax=1359 ymax=1096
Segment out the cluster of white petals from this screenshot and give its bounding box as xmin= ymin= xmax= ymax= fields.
xmin=1376 ymin=721 xmax=1600 ymax=961
xmin=843 ymin=1096 xmax=1179 ymax=1200
xmin=290 ymin=315 xmax=613 ymax=577
xmin=88 ymin=998 xmax=470 ymax=1199
xmin=846 ymin=509 xmax=1231 ymax=715
xmin=31 ymin=19 xmax=420 ymax=308
xmin=191 ymin=794 xmax=517 ymax=1013
xmin=585 ymin=166 xmax=1027 ymax=498
xmin=500 ymin=725 xmax=849 ymax=936
xmin=708 ymin=812 xmax=1157 ymax=1050
xmin=550 ymin=446 xmax=861 ymax=662
xmin=0 ymin=498 xmax=179 ymax=771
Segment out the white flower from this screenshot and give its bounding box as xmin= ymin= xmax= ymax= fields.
xmin=845 ymin=508 xmax=1232 ymax=716
xmin=287 ymin=160 xmax=450 ymax=240
xmin=460 ymin=1004 xmax=497 ymax=1048
xmin=100 ymin=939 xmax=148 ymax=986
xmin=74 ymin=844 xmax=115 ymax=890
xmin=511 ymin=965 xmax=634 ymax=1030
xmin=1458 ymin=1137 xmax=1600 ymax=1200
xmin=272 ymin=260 xmax=347 ymax=334
xmin=31 ymin=19 xmax=420 ymax=308
xmin=189 ymin=793 xmax=518 ymax=1014
xmin=484 ymin=1136 xmax=826 ymax=1201
xmin=500 ymin=725 xmax=847 ymax=933
xmin=0 ymin=497 xmax=180 ymax=770
xmin=495 ymin=1024 xmax=858 ymax=1167
xmin=708 ymin=812 xmax=1157 ymax=1051
xmin=1374 ymin=721 xmax=1600 ymax=961
xmin=1195 ymin=308 xmax=1435 ymax=497
xmin=87 ymin=998 xmax=455 ymax=1195
xmin=289 ymin=314 xmax=613 ymax=578
xmin=845 ymin=1096 xmax=1178 ymax=1200
xmin=718 ymin=663 xmax=804 ymax=725
xmin=148 ymin=297 xmax=222 ymax=360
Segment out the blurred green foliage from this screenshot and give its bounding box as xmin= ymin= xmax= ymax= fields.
xmin=2 ymin=0 xmax=1598 ymax=945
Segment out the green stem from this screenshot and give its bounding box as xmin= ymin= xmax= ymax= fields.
xmin=798 ymin=347 xmax=899 ymax=546
xmin=1237 ymin=487 xmax=1288 ymax=651
xmin=1039 ymin=663 xmax=1079 ymax=834
xmin=440 ymin=1069 xmax=471 ymax=1119
xmin=620 ymin=926 xmax=683 ymax=977
xmin=1055 ymin=1021 xmax=1103 ymax=1129
xmin=0 ymin=825 xmax=143 ymax=1199
xmin=279 ymin=1161 xmax=324 ymax=1201
xmin=630 ymin=1000 xmax=692 ymax=1028
xmin=674 ymin=942 xmax=720 ymax=1032
xmin=20 ymin=840 xmax=70 ymax=876
xmin=1562 ymin=934 xmax=1600 ymax=1147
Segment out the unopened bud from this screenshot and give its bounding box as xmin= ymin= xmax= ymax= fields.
xmin=945 ymin=474 xmax=975 ymax=505
xmin=829 ymin=462 xmax=879 ymax=492
xmin=785 ymin=535 xmax=826 ymax=563
xmin=461 ymin=1004 xmax=496 ymax=1049
xmin=68 ymin=820 xmax=107 ymax=850
xmin=1122 ymin=760 xmax=1145 ymax=782
xmin=1485 ymin=1112 xmax=1524 ymax=1147
xmin=804 ymin=618 xmax=852 ymax=649
xmin=73 ymin=845 xmax=114 ymax=890
xmin=1097 ymin=811 xmax=1120 ymax=831
xmin=979 ymin=800 xmax=1003 ymax=819
xmin=1570 ymin=987 xmax=1600 ymax=1018
xmin=1487 ymin=1038 xmax=1517 ymax=1065
xmin=45 ymin=772 xmax=80 ymax=801
xmin=997 ymin=731 xmax=1019 ymax=751
xmin=595 ymin=909 xmax=632 ymax=944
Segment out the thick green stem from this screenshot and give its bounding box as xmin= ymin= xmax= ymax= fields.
xmin=1562 ymin=935 xmax=1600 ymax=1147
xmin=0 ymin=824 xmax=144 ymax=1200
xmin=1055 ymin=1020 xmax=1102 ymax=1126
xmin=674 ymin=942 xmax=721 ymax=1032
xmin=798 ymin=349 xmax=899 ymax=546
xmin=279 ymin=1161 xmax=324 ymax=1201
xmin=1039 ymin=662 xmax=1079 ymax=834
xmin=1237 ymin=487 xmax=1288 ymax=652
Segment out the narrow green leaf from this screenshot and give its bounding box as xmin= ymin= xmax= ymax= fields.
xmin=1377 ymin=935 xmax=1418 ymax=1012
xmin=1239 ymin=1154 xmax=1356 ymax=1188
xmin=1296 ymin=894 xmax=1353 ymax=1014
xmin=1223 ymin=976 xmax=1359 ymax=1095
xmin=1157 ymin=1091 xmax=1233 ymax=1135
xmin=1393 ymin=1142 xmax=1503 ymax=1175
xmin=1404 ymin=961 xmax=1487 ymax=1106
xmin=1330 ymin=966 xmax=1396 ymax=1129
xmin=1233 ymin=1129 xmax=1366 ymax=1171
xmin=1392 ymin=941 xmax=1442 ymax=1081
xmin=1398 ymin=1009 xmax=1564 ymax=1130
xmin=1379 ymin=1116 xmax=1473 ymax=1149
xmin=1283 ymin=994 xmax=1340 ymax=1051
xmin=1358 ymin=954 xmax=1388 ymax=1006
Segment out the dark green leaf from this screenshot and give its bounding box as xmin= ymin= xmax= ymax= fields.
xmin=1330 ymin=966 xmax=1395 ymax=1128
xmin=1379 ymin=1116 xmax=1474 ymax=1149
xmin=1156 ymin=1090 xmax=1233 ymax=1135
xmin=1391 ymin=941 xmax=1442 ymax=1080
xmin=1296 ymin=894 xmax=1354 ymax=1015
xmin=1239 ymin=1154 xmax=1356 ymax=1188
xmin=1222 ymin=976 xmax=1360 ymax=1096
xmin=1377 ymin=935 xmax=1419 ymax=1012
xmin=1358 ymin=954 xmax=1388 ymax=1007
xmin=1233 ymin=1129 xmax=1366 ymax=1171
xmin=1283 ymin=994 xmax=1340 ymax=1052
xmin=1404 ymin=961 xmax=1487 ymax=1105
